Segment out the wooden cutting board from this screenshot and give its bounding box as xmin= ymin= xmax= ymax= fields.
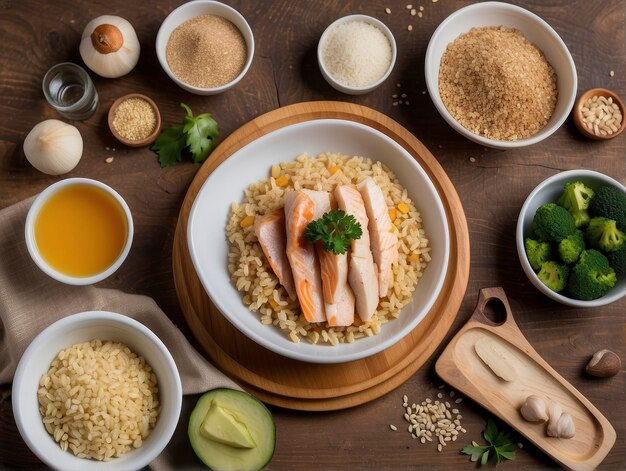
xmin=172 ymin=101 xmax=470 ymax=411
xmin=436 ymin=287 xmax=616 ymax=470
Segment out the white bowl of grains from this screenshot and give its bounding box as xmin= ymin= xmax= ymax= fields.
xmin=425 ymin=1 xmax=577 ymax=149
xmin=156 ymin=0 xmax=254 ymax=95
xmin=318 ymin=15 xmax=397 ymax=95
xmin=12 ymin=311 xmax=182 ymax=471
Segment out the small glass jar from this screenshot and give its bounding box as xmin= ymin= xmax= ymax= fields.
xmin=42 ymin=63 xmax=99 ymax=120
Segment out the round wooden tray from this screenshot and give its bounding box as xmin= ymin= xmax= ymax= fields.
xmin=172 ymin=101 xmax=470 ymax=411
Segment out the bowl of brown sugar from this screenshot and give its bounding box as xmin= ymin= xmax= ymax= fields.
xmin=156 ymin=0 xmax=254 ymax=95
xmin=425 ymin=2 xmax=577 ymax=149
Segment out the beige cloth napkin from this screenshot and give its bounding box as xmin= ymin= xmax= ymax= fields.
xmin=0 ymin=197 xmax=243 ymax=468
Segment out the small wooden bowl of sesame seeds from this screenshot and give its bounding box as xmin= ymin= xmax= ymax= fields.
xmin=108 ymin=93 xmax=161 ymax=147
xmin=573 ymin=88 xmax=625 ymax=141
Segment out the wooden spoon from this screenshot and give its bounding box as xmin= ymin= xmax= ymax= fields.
xmin=436 ymin=287 xmax=616 ymax=471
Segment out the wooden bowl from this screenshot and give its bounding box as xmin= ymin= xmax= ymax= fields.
xmin=108 ymin=93 xmax=161 ymax=147
xmin=573 ymin=88 xmax=625 ymax=140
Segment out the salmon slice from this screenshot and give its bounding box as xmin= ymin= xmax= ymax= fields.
xmin=320 ymin=249 xmax=356 ymax=326
xmin=334 ymin=185 xmax=379 ymax=321
xmin=357 ymin=178 xmax=398 ymax=297
xmin=284 ymin=191 xmax=326 ymax=323
xmin=301 ymin=189 xmax=331 ymax=218
xmin=254 ymin=209 xmax=297 ymax=300
xmin=302 ymin=189 xmax=355 ymax=326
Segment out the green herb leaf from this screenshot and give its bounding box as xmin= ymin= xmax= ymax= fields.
xmin=484 ymin=418 xmax=498 ymax=445
xmin=182 ymin=106 xmax=219 ymax=163
xmin=151 ymin=124 xmax=187 ymax=167
xmin=304 ymin=209 xmax=362 ymax=255
xmin=480 ymin=449 xmax=490 ymax=465
xmin=462 ymin=419 xmax=516 ymax=466
xmin=461 ymin=444 xmax=490 ymax=462
xmin=151 ymin=103 xmax=219 ymax=167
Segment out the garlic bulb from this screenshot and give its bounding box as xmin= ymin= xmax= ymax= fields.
xmin=23 ymin=120 xmax=83 ymax=175
xmin=79 ymin=15 xmax=140 ymax=78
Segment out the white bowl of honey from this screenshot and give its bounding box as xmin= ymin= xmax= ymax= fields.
xmin=25 ymin=178 xmax=133 ymax=285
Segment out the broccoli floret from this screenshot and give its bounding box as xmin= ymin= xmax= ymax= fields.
xmin=525 ymin=238 xmax=552 ymax=271
xmin=537 ymin=261 xmax=569 ymax=293
xmin=589 ymin=185 xmax=626 ymax=231
xmin=586 ymin=217 xmax=625 ymax=252
xmin=567 ymin=249 xmax=616 ymax=300
xmin=571 ymin=209 xmax=591 ymax=229
xmin=558 ymin=230 xmax=585 ymax=264
xmin=606 ymin=245 xmax=626 ymax=277
xmin=558 ymin=181 xmax=595 ymax=212
xmin=578 ymin=249 xmax=610 ymax=270
xmin=532 ymin=203 xmax=576 ymax=242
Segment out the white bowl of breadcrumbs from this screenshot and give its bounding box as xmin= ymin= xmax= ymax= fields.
xmin=156 ymin=1 xmax=254 ymax=95
xmin=425 ymin=1 xmax=577 ymax=149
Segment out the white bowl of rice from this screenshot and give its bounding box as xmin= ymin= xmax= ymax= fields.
xmin=187 ymin=119 xmax=450 ymax=363
xmin=318 ymin=14 xmax=397 ymax=95
xmin=12 ymin=311 xmax=182 ymax=471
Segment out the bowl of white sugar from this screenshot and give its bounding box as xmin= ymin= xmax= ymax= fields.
xmin=318 ymin=15 xmax=396 ymax=95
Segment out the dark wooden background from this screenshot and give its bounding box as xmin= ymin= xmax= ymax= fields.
xmin=1 ymin=0 xmax=624 ymax=469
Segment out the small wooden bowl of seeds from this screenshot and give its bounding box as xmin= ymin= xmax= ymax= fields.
xmin=108 ymin=93 xmax=161 ymax=147
xmin=573 ymin=88 xmax=625 ymax=141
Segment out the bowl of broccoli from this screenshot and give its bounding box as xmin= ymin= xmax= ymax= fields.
xmin=517 ymin=170 xmax=626 ymax=307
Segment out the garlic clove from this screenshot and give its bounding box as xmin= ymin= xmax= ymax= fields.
xmin=80 ymin=15 xmax=140 ymax=78
xmin=546 ymin=401 xmax=563 ymax=437
xmin=23 ymin=120 xmax=83 ymax=175
xmin=556 ymin=413 xmax=576 ymax=439
xmin=519 ymin=395 xmax=548 ymax=423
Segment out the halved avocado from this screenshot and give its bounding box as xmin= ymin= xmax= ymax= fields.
xmin=189 ymin=389 xmax=275 ymax=470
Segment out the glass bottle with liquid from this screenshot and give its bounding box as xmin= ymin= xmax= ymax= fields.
xmin=42 ymin=62 xmax=99 ymax=120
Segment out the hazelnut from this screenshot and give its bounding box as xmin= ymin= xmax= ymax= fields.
xmin=586 ymin=349 xmax=621 ymax=378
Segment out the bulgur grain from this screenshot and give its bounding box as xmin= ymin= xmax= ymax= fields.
xmin=439 ymin=26 xmax=557 ymax=141
xmin=37 ymin=340 xmax=159 ymax=461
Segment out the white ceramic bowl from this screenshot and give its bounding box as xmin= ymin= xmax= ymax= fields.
xmin=425 ymin=1 xmax=577 ymax=149
xmin=516 ymin=170 xmax=626 ymax=307
xmin=318 ymin=15 xmax=397 ymax=95
xmin=187 ymin=119 xmax=450 ymax=363
xmin=25 ymin=178 xmax=133 ymax=286
xmin=12 ymin=311 xmax=182 ymax=471
xmin=156 ymin=0 xmax=254 ymax=95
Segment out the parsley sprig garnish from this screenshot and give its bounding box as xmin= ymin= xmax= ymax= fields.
xmin=304 ymin=210 xmax=362 ymax=255
xmin=151 ymin=103 xmax=219 ymax=167
xmin=461 ymin=419 xmax=517 ymax=465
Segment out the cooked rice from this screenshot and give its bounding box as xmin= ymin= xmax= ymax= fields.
xmin=37 ymin=339 xmax=160 ymax=461
xmin=226 ymin=152 xmax=430 ymax=345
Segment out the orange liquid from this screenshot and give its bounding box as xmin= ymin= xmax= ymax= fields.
xmin=35 ymin=184 xmax=128 ymax=277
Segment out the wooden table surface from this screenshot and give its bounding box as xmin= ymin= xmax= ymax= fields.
xmin=1 ymin=0 xmax=624 ymax=469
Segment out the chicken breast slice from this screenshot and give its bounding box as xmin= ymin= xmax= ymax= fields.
xmin=302 ymin=189 xmax=355 ymax=326
xmin=284 ymin=191 xmax=326 ymax=323
xmin=357 ymin=178 xmax=398 ymax=297
xmin=254 ymin=209 xmax=297 ymax=300
xmin=334 ymin=185 xmax=379 ymax=321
